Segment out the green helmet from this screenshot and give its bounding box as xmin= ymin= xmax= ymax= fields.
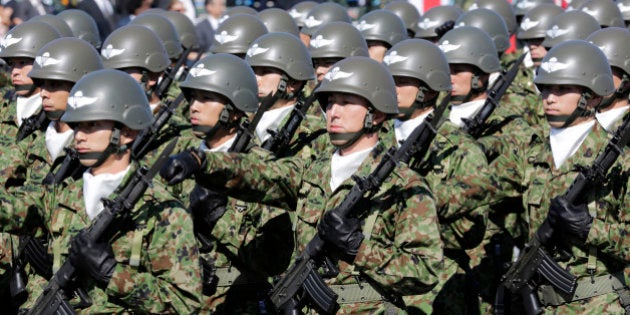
xmin=384 ymin=39 xmax=452 ymax=92
xmin=160 ymin=11 xmax=199 ymax=50
xmin=57 ymin=9 xmax=102 ymax=49
xmin=309 ymin=22 xmax=369 ymax=59
xmin=565 ymin=0 xmax=588 ymax=11
xmin=258 ymin=8 xmax=300 ymax=37
xmin=130 ymin=13 xmax=183 ymax=59
xmin=541 ymin=11 xmax=600 ymax=48
xmin=586 ymin=27 xmax=630 ymax=76
xmin=579 ymin=0 xmax=625 ymax=28
xmin=383 ymin=0 xmax=421 ymax=35
xmin=534 ymin=40 xmax=614 ymax=97
xmin=219 ymin=5 xmax=258 ymax=23
xmin=355 ymin=9 xmax=408 ymax=48
xmin=315 ymin=56 xmax=397 ymax=115
xmin=288 ymin=1 xmax=318 ymax=28
xmin=246 ymin=32 xmax=314 ymax=81
xmin=28 ymin=14 xmax=74 ymax=37
xmin=512 ymin=0 xmax=555 ymax=19
xmin=210 ymin=14 xmax=268 ymax=55
xmin=438 ymin=26 xmax=501 ymax=74
xmin=300 ymin=2 xmax=351 ymax=36
xmin=180 ymin=53 xmax=258 ymax=113
xmin=101 ymin=25 xmax=170 ymax=73
xmin=516 ymin=3 xmax=564 ymax=40
xmin=29 ymin=37 xmax=103 ymax=84
xmin=414 ymin=5 xmax=464 ymax=39
xmin=455 ymin=8 xmax=510 ymax=53
xmin=469 ymin=0 xmax=518 ymax=35
xmin=62 ymin=69 xmax=153 ymax=130
xmin=618 ymin=0 xmax=630 ymax=23
xmin=0 ymin=21 xmax=62 ymax=59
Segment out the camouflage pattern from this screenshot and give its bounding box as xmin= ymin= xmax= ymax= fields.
xmin=0 ymin=162 xmax=203 ymax=313
xmin=195 ymin=140 xmax=444 ymax=314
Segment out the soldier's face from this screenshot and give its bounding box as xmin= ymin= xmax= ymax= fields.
xmin=7 ymin=57 xmax=35 ymax=95
xmin=313 ymin=58 xmax=339 ymax=83
xmin=40 ymin=79 xmax=73 ymax=118
xmin=253 ymin=66 xmax=284 ymax=98
xmin=74 ymin=120 xmax=116 ymax=168
xmin=367 ymin=41 xmax=388 ymax=63
xmin=325 ymin=92 xmax=370 ymax=141
xmin=449 ymin=64 xmax=475 ymax=99
xmin=525 ymin=38 xmax=546 ymax=66
xmin=394 ymin=76 xmax=422 ymax=111
xmin=189 ymin=90 xmax=230 ymax=128
xmin=541 ymin=84 xmax=595 ymax=128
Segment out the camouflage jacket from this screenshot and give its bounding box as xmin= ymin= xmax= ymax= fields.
xmin=195 ymin=140 xmax=444 ymax=313
xmin=0 ymin=162 xmax=203 ymax=314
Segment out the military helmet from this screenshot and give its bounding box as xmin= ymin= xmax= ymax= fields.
xmin=512 ymin=0 xmax=555 ymax=19
xmin=130 ymin=13 xmax=183 ymax=59
xmin=383 ymin=0 xmax=421 ymax=34
xmin=586 ymin=27 xmax=630 ymax=76
xmin=246 ymin=32 xmax=314 ymax=81
xmin=180 ymin=53 xmax=258 ymax=113
xmin=455 ymin=8 xmax=510 ymax=53
xmin=469 ymin=0 xmax=518 ymax=35
xmin=541 ymin=11 xmax=600 ymax=48
xmin=565 ymin=0 xmax=588 ymax=11
xmin=219 ymin=5 xmax=257 ymax=24
xmin=618 ymin=0 xmax=630 ymax=23
xmin=29 ymin=37 xmax=103 ymax=83
xmin=57 ymin=9 xmax=102 ymax=49
xmin=62 ymin=69 xmax=153 ymax=130
xmin=315 ymin=56 xmax=398 ymax=115
xmin=384 ymin=39 xmax=452 ymax=92
xmin=0 ymin=21 xmax=62 ymax=59
xmin=579 ymin=0 xmax=625 ymax=28
xmin=159 ymin=11 xmax=199 ymax=50
xmin=516 ymin=3 xmax=564 ymax=40
xmin=300 ymin=2 xmax=352 ymax=36
xmin=288 ymin=1 xmax=318 ymax=28
xmin=414 ymin=5 xmax=464 ymax=39
xmin=438 ymin=26 xmax=501 ymax=74
xmin=29 ymin=14 xmax=74 ymax=37
xmin=210 ymin=14 xmax=268 ymax=55
xmin=101 ymin=25 xmax=170 ymax=73
xmin=355 ymin=9 xmax=408 ymax=48
xmin=258 ymin=8 xmax=300 ymax=37
xmin=534 ymin=40 xmax=614 ymax=97
xmin=309 ymin=22 xmax=369 ymax=59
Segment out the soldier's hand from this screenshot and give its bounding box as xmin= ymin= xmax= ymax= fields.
xmin=317 ymin=210 xmax=364 ymax=257
xmin=69 ymin=230 xmax=117 ymax=287
xmin=190 ymin=185 xmax=228 ymax=231
xmin=160 ymin=148 xmax=206 ymax=185
xmin=548 ymin=196 xmax=592 ymax=244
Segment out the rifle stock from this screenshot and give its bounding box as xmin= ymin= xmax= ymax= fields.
xmin=132 ymin=93 xmax=185 ymax=160
xmin=229 ymin=92 xmax=278 ymax=153
xmin=155 ymin=46 xmax=192 ymax=100
xmin=16 ymin=110 xmax=49 ymax=143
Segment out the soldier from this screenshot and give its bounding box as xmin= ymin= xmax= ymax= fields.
xmin=161 ymin=56 xmax=444 ymax=314
xmin=578 ymin=0 xmax=625 ymax=28
xmin=382 ymin=0 xmax=421 ymax=37
xmin=298 ymin=2 xmax=352 ymax=48
xmin=0 ymin=69 xmax=203 ymax=313
xmin=354 ymin=9 xmax=408 ymax=63
xmin=413 ymin=5 xmax=464 ymax=43
xmin=381 ymin=38 xmax=490 ymax=314
xmin=489 ymin=40 xmax=628 ymax=314
xmin=586 ymin=28 xmax=630 ymax=132
xmin=257 ymin=8 xmax=300 ymax=37
xmin=209 ymin=13 xmax=268 ymax=58
xmin=56 ymin=9 xmax=102 ymax=49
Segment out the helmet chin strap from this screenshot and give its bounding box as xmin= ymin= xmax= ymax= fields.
xmin=15 ymin=84 xmax=37 ymax=96
xmin=45 ymin=110 xmax=65 ymax=120
xmin=545 ymin=91 xmax=594 ymax=128
xmin=398 ymin=86 xmax=435 ymax=120
xmin=79 ymin=123 xmax=127 ymax=168
xmin=452 ymin=72 xmax=485 ymax=104
xmin=192 ymin=104 xmax=237 ymax=139
xmin=329 ymin=109 xmax=379 ymax=149
xmin=596 ymin=73 xmax=629 ymax=112
xmin=275 ymin=74 xmax=293 ymax=100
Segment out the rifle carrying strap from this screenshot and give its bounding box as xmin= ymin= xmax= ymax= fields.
xmin=537 ymin=271 xmax=628 ymax=307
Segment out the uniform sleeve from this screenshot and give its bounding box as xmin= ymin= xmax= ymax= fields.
xmin=353 ymin=174 xmax=443 ymax=296
xmin=0 ymin=181 xmax=46 ymax=233
xmin=196 ymin=148 xmax=306 ymax=211
xmin=105 ymin=202 xmax=203 ymax=314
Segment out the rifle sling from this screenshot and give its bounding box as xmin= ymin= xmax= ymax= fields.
xmin=537 ymin=271 xmax=627 ymax=306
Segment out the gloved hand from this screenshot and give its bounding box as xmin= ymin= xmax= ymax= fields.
xmin=548 ymin=196 xmax=593 ymax=244
xmin=435 ymin=20 xmax=455 ymax=37
xmin=69 ymin=230 xmax=117 ymax=287
xmin=160 ymin=148 xmax=206 ymax=185
xmin=317 ymin=210 xmax=364 ymax=257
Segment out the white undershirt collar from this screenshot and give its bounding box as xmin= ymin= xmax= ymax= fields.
xmin=549 ymin=120 xmax=596 ymax=169
xmin=256 ymin=104 xmax=294 ymax=143
xmin=330 ymin=144 xmax=376 ymax=192
xmin=394 ymin=109 xmax=433 ymax=147
xmin=45 ymin=121 xmax=74 ymax=161
xmin=449 ymin=99 xmax=485 ymax=128
xmin=595 ymin=105 xmax=629 ymax=132
xmin=83 ymin=165 xmax=131 ymax=220
xmin=16 ymin=93 xmax=42 ymax=127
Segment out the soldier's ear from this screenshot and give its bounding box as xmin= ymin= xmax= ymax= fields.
xmin=120 ymin=126 xmax=139 ymax=145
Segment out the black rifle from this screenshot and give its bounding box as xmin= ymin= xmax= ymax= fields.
xmin=261 ymin=83 xmax=320 ymax=157
xmin=155 ymin=46 xmax=192 ymax=101
xmin=42 ymin=148 xmax=85 ymax=186
xmin=498 ymin=113 xmax=630 ymax=315
xmin=27 ymin=139 xmax=178 ymax=315
xmin=178 ymin=48 xmax=204 ymax=82
xmin=269 ymin=98 xmax=450 ymax=314
xmin=228 ymin=92 xmax=278 ymax=153
xmin=131 ymin=93 xmax=186 ymax=160
xmin=16 ymin=110 xmax=49 ymax=143
xmin=463 ymin=53 xmax=526 ymax=138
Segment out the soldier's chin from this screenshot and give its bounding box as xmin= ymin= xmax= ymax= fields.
xmin=78 ymin=157 xmax=98 ymax=167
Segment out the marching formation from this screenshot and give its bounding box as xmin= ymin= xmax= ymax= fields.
xmin=0 ymin=0 xmax=628 ymax=314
